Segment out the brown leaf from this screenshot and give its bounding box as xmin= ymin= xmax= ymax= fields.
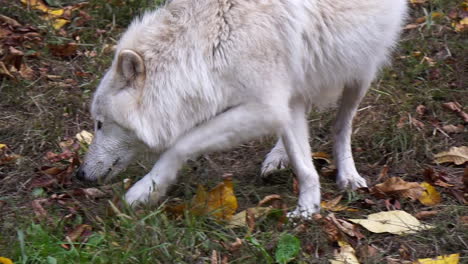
xmin=246 ymin=208 xmax=256 ymax=232
xmin=0 ymin=15 xmax=22 ymax=27
xmin=459 ymin=216 xmax=468 ymax=226
xmin=433 ymin=146 xmax=468 ymax=165
xmin=258 ymin=194 xmax=282 ymax=207
xmin=72 ymin=187 xmax=107 ymax=198
xmin=31 ymin=198 xmax=50 ymax=220
xmin=442 ymin=102 xmax=462 ymax=112
xmin=48 ymin=42 xmax=77 ymax=57
xmin=211 ymin=250 xmax=218 ymax=264
xmin=227 ymin=238 xmax=243 ymax=252
xmin=410 ymin=117 xmax=425 ymax=129
xmin=442 ymin=124 xmax=464 ymax=134
xmin=313 ymin=214 xmax=341 ymax=242
xmin=442 ymin=102 xmax=468 ymax=122
xmin=66 ymin=224 xmax=92 ymax=242
xmin=327 ymin=213 xmax=365 ymax=240
xmin=292 ymin=177 xmax=299 ymax=195
xmin=0 ymin=144 xmax=21 ymax=165
xmin=416 ymin=105 xmax=426 ymax=116
xmin=371 ymin=177 xmax=424 ymax=200
xmin=376 ymin=165 xmax=389 ymax=182
xmin=415 ymin=210 xmax=439 ymax=219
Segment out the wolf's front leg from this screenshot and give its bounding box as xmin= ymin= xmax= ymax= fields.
xmin=125 ymin=103 xmax=287 ymax=206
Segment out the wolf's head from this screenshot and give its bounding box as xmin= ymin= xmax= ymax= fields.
xmin=76 ymin=49 xmax=150 ymax=182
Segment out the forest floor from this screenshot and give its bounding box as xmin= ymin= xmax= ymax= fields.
xmin=0 ymin=0 xmax=467 ymax=263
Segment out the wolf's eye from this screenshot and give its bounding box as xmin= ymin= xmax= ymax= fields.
xmin=97 ymin=121 xmax=103 ymax=130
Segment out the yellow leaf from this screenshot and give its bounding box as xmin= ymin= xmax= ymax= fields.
xmin=75 ymin=130 xmax=94 ymax=145
xmin=413 ymin=253 xmax=460 ymax=264
xmin=410 ymin=0 xmax=427 ymax=4
xmin=0 ymin=257 xmax=13 ymax=264
xmin=418 ymin=182 xmax=441 ymax=206
xmin=21 ymin=0 xmax=70 ymax=29
xmin=21 ymin=0 xmax=50 ymax=12
xmin=204 ymin=178 xmax=238 ymax=220
xmin=227 ymin=207 xmax=271 ymax=228
xmin=167 ymin=178 xmax=238 ymax=221
xmin=431 ymin=12 xmax=444 ymax=19
xmin=454 ymin=17 xmax=468 ymax=32
xmin=433 ymin=146 xmax=468 ymax=165
xmin=0 ymin=144 xmax=6 ymax=149
xmin=349 ymin=210 xmax=433 ymax=235
xmin=329 ymin=240 xmax=360 ymax=264
xmin=51 ymin=18 xmax=68 ymax=29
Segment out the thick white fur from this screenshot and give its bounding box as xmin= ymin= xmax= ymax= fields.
xmin=80 ymin=0 xmax=408 ymax=217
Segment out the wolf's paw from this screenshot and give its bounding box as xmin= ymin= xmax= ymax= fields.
xmin=124 ymin=178 xmax=154 ymax=207
xmin=336 ymin=172 xmax=367 ymax=190
xmin=260 ymin=149 xmax=289 ymax=177
xmin=287 ymin=204 xmax=320 ymax=219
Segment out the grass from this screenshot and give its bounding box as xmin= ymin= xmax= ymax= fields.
xmin=1 ymin=0 xmax=467 ymax=263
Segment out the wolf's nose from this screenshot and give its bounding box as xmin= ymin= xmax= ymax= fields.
xmin=76 ymin=168 xmax=87 ymax=181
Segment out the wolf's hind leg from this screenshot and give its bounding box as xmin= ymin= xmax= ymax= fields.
xmin=333 ymin=79 xmax=372 ymax=190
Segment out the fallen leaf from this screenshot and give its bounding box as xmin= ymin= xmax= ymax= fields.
xmin=416 ymin=105 xmax=426 ymax=116
xmin=356 ymin=245 xmax=379 ymax=261
xmin=75 ymin=130 xmax=94 ymax=145
xmin=442 ymin=102 xmax=463 ymax=112
xmin=422 ymin=168 xmax=456 ymax=188
xmin=404 ymin=24 xmax=421 ymax=30
xmin=413 ymin=253 xmax=460 ymax=264
xmin=0 ymin=257 xmax=14 ymax=264
xmin=330 ymin=240 xmax=360 ymax=264
xmin=224 ymin=238 xmax=243 ymax=252
xmin=415 ymin=210 xmax=439 ymax=220
xmin=0 ymin=144 xmax=21 ymax=165
xmin=167 ymin=178 xmax=238 ymax=221
xmin=48 ymin=42 xmax=77 ymax=57
xmin=321 ymin=195 xmax=358 ymax=212
xmin=31 ymin=198 xmax=50 ymax=220
xmin=459 ymin=216 xmax=468 ymax=226
xmin=454 ymin=17 xmax=468 ymax=32
xmin=410 ymin=0 xmax=427 ymax=4
xmin=312 ymin=214 xmax=342 ymax=242
xmin=211 ymin=250 xmax=218 ymax=264
xmin=376 ymin=165 xmax=390 ymax=182
xmin=411 ymin=117 xmax=425 ymax=129
xmin=418 ymin=182 xmax=441 ymax=206
xmin=327 ymin=213 xmax=365 ymax=240
xmin=442 ymin=125 xmax=464 ymax=134
xmin=442 ymin=102 xmax=468 ymax=122
xmin=227 ymin=207 xmax=271 ymax=228
xmin=258 ymin=194 xmax=282 ymax=207
xmin=349 ymin=210 xmax=433 ymax=235
xmin=312 ymin=152 xmax=332 ymax=165
xmin=20 ymin=0 xmax=84 ymax=29
xmin=371 ymin=177 xmax=424 ymax=201
xmin=275 ymin=233 xmax=301 ymax=264
xmin=66 ymin=224 xmax=92 ymax=242
xmin=433 ymin=146 xmax=468 ymax=165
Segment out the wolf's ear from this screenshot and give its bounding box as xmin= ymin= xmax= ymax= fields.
xmin=117 ymin=49 xmax=145 ymax=82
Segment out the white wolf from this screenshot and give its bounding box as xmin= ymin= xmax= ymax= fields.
xmin=77 ymin=0 xmax=407 ymax=217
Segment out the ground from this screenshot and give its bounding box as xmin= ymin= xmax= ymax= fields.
xmin=0 ymin=0 xmax=467 ymax=263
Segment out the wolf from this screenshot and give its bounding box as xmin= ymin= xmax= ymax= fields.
xmin=76 ymin=0 xmax=408 ymax=217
